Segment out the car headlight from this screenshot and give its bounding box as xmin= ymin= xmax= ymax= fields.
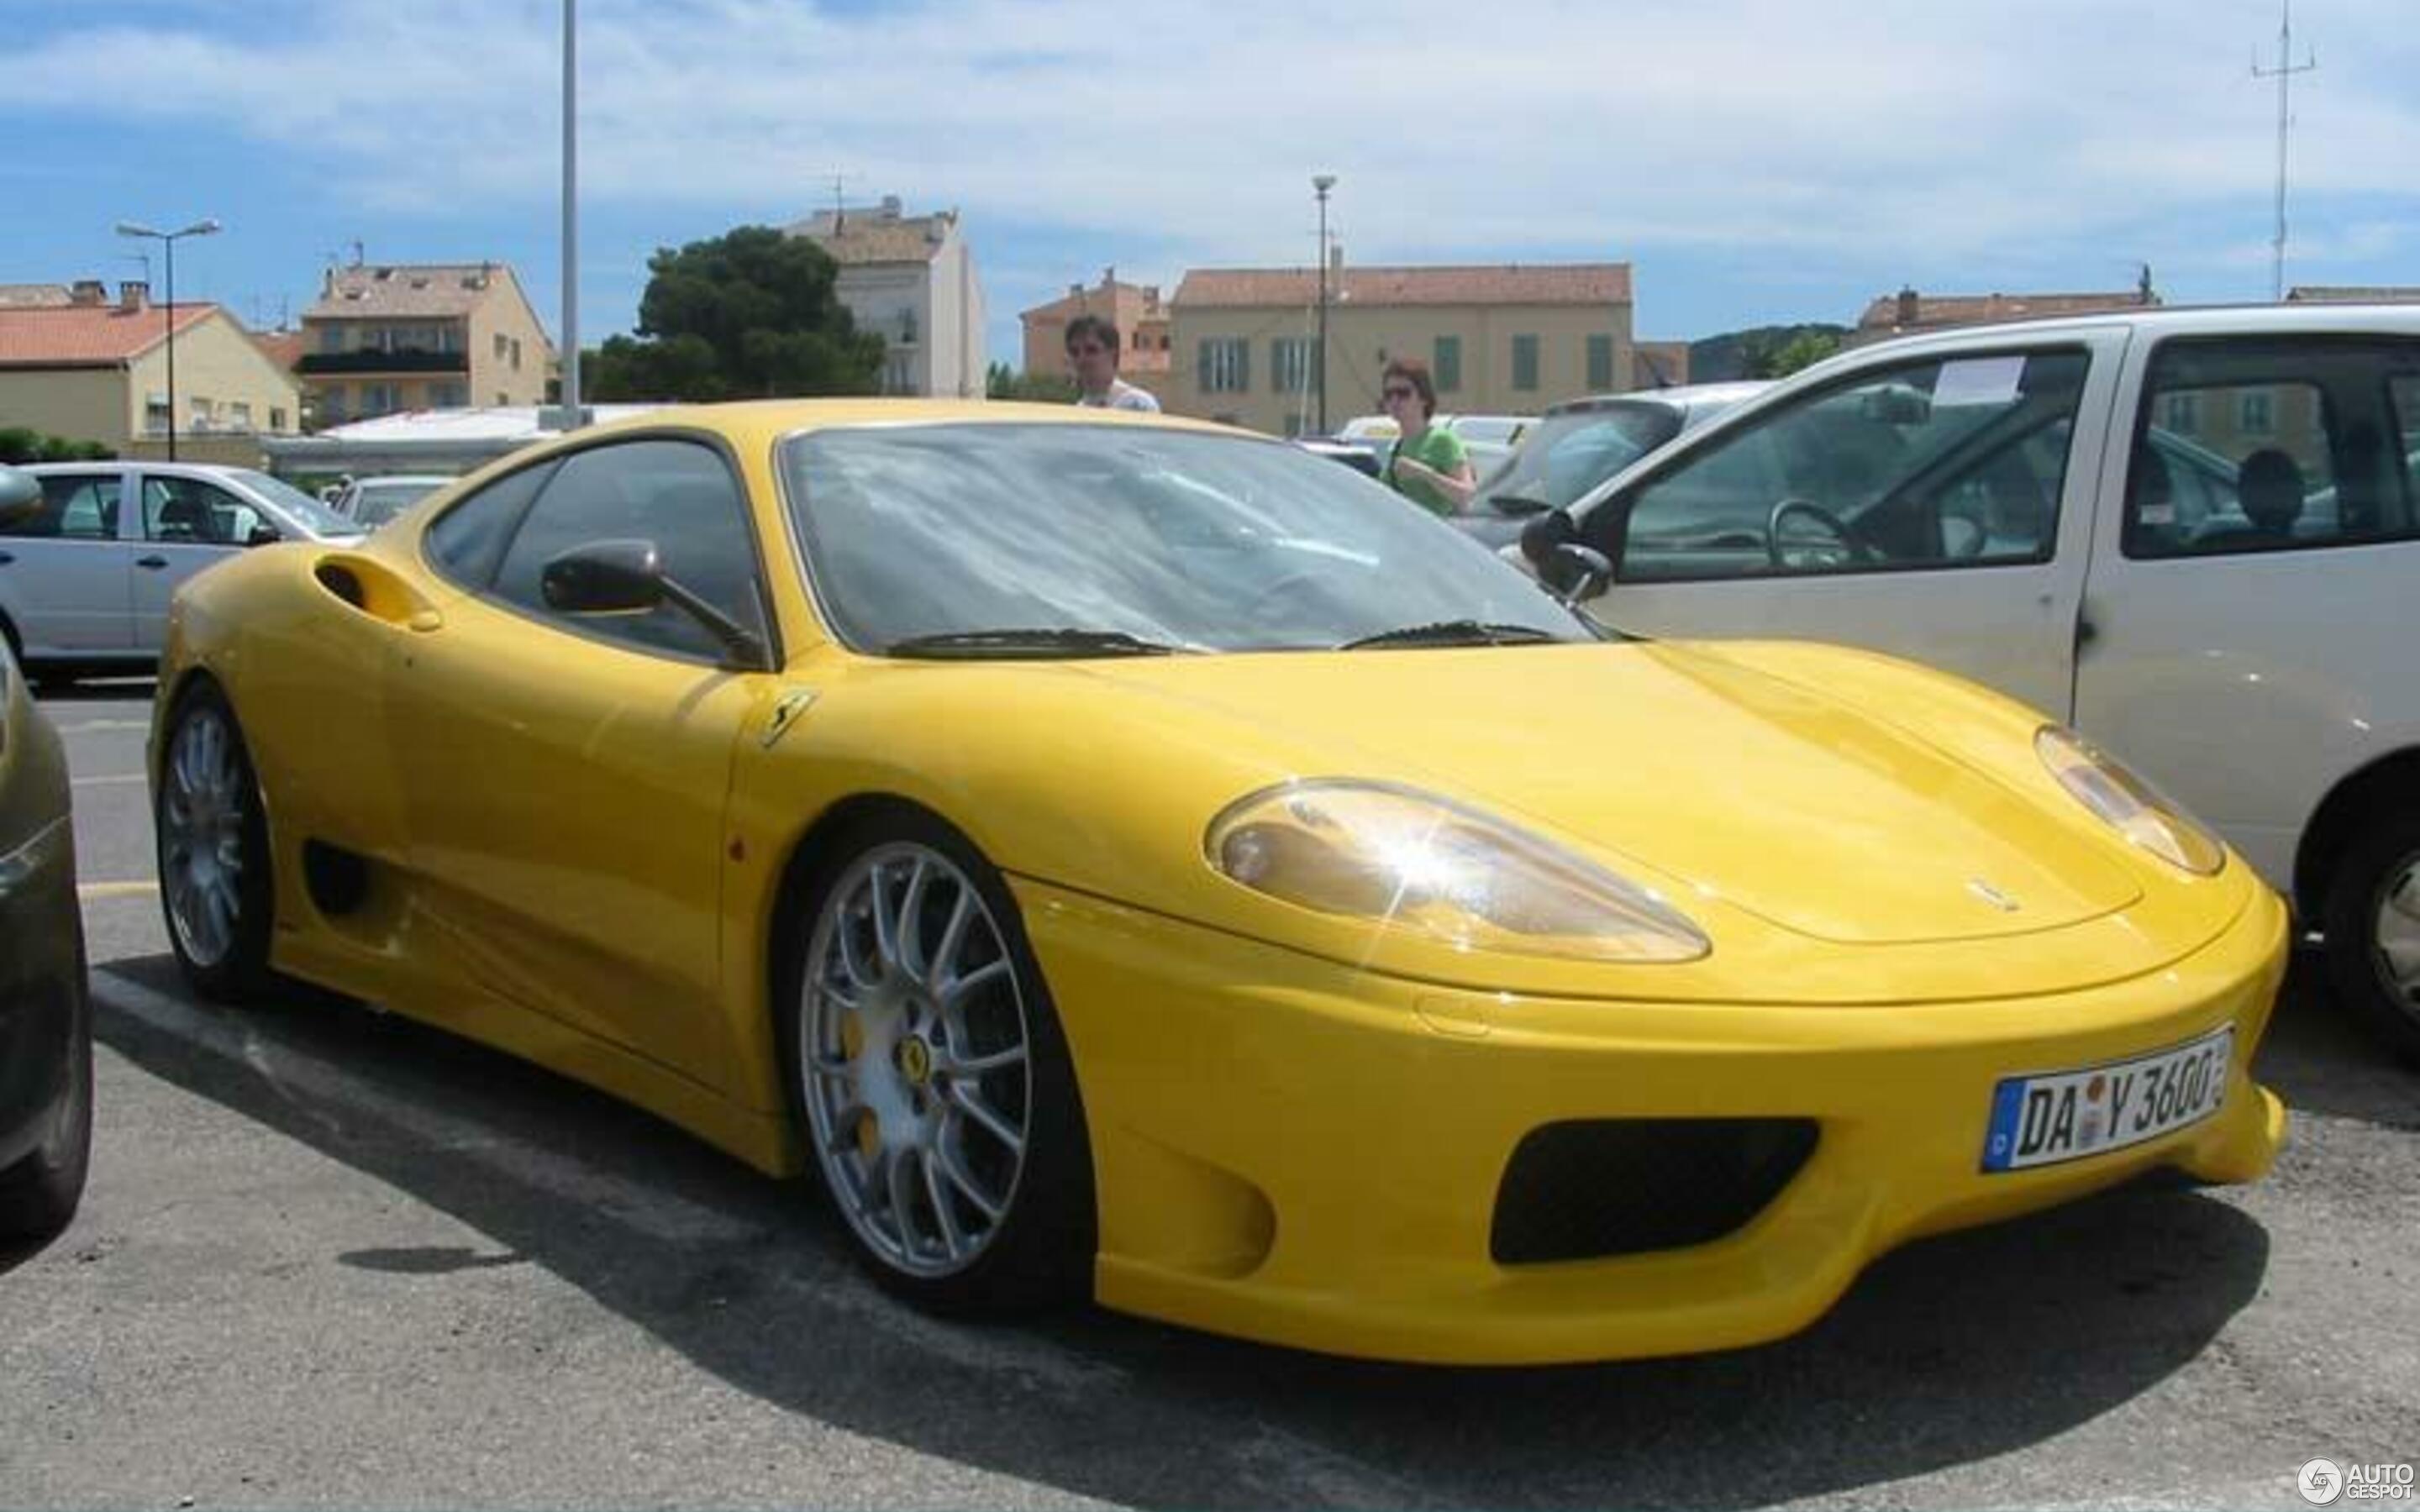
xmin=1206 ymin=780 xmax=1709 ymax=963
xmin=2036 ymin=726 xmax=2224 ymax=875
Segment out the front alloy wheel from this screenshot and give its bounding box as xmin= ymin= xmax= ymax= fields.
xmin=790 ymin=817 xmax=1092 ymax=1310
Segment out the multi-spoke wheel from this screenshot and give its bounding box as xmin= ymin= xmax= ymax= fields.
xmin=155 ymin=680 xmax=275 ymax=1001
xmin=2323 ymin=806 xmax=2420 ymax=1063
xmin=785 ymin=811 xmax=1093 ymax=1310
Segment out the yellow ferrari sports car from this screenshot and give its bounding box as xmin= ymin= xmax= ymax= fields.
xmin=150 ymin=401 xmax=2286 ymax=1364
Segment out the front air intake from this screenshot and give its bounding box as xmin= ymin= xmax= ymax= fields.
xmin=1491 ymin=1117 xmax=1819 ymax=1264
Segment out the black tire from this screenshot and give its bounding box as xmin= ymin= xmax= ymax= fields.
xmin=155 ymin=680 xmax=277 ymax=1003
xmin=0 ymin=927 xmax=94 ymax=1240
xmin=776 ymin=806 xmax=1096 ymax=1315
xmin=2321 ymin=804 xmax=2420 ymax=1063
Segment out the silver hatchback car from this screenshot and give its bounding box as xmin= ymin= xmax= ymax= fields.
xmin=0 ymin=461 xmax=361 ymax=681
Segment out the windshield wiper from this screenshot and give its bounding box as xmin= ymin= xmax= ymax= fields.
xmin=883 ymin=628 xmax=1194 ymax=659
xmin=1338 ymin=620 xmax=1566 ymax=650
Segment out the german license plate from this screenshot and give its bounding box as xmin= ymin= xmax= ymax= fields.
xmin=1981 ymin=1026 xmax=2234 ymax=1173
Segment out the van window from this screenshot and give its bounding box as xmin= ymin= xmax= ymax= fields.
xmin=2123 ymin=339 xmax=2420 ymax=559
xmin=1616 ymin=349 xmax=2087 ymax=582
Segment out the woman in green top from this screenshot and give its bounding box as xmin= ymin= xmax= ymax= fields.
xmin=1378 ymin=358 xmax=1477 ymax=517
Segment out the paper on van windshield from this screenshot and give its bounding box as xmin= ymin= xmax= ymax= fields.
xmin=1932 ymin=355 xmax=2026 ymax=407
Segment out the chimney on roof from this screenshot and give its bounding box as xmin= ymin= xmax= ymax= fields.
xmin=1144 ymin=285 xmax=1160 ymax=307
xmin=1896 ymin=285 xmax=1920 ymax=327
xmin=118 ymin=281 xmax=149 ymax=312
xmin=1069 ymin=282 xmax=1084 ymax=299
xmin=71 ymin=279 xmax=108 ymax=306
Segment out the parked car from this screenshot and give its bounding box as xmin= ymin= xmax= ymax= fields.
xmin=0 ymin=465 xmax=92 ymax=1240
xmin=1440 ymin=412 xmax=1534 ymax=478
xmin=1455 ymin=382 xmax=1769 ymax=549
xmin=150 ymin=399 xmax=2283 ymax=1363
xmin=1289 ymin=438 xmax=1382 ymax=478
xmin=1521 ymin=302 xmax=2420 ymax=1058
xmin=1 ymin=461 xmax=363 ymax=681
xmin=330 ymin=473 xmax=455 ymax=529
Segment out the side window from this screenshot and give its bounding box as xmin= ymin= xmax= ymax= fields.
xmin=1618 ymin=349 xmax=2088 ymax=582
xmin=488 ymin=439 xmax=767 ymax=662
xmin=4 ymin=477 xmax=121 ymax=540
xmin=143 ymin=478 xmax=258 ymax=545
xmin=425 ymin=460 xmax=558 ymax=589
xmin=2123 ymin=339 xmax=2420 ymax=559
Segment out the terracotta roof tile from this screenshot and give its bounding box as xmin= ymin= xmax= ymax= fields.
xmin=786 ymin=212 xmax=955 ymax=266
xmin=1856 ymin=289 xmax=2150 ymax=331
xmin=1176 ymin=264 xmax=1630 ymax=309
xmin=307 ymin=263 xmax=509 ymax=319
xmin=251 ymin=330 xmax=308 ymax=370
xmin=0 ymin=302 xmax=217 ymax=367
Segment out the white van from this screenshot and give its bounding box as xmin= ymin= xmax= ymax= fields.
xmin=1523 ymin=302 xmax=2420 ymax=1058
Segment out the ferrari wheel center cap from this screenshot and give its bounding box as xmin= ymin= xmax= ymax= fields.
xmin=897 ymin=1035 xmax=934 ymax=1087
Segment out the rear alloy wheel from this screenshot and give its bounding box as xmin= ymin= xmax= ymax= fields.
xmin=2322 ymin=807 xmax=2420 ymax=1063
xmin=786 ymin=815 xmax=1092 ymax=1311
xmin=156 ymin=681 xmax=276 ymax=1001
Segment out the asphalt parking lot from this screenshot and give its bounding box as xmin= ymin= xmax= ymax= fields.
xmin=3 ymin=683 xmax=2414 ymax=1510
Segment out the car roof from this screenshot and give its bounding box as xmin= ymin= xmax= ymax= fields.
xmin=1543 ymin=381 xmax=1770 ymax=418
xmin=1827 ymin=300 xmax=2420 ymax=363
xmin=21 ymin=459 xmax=251 ymax=479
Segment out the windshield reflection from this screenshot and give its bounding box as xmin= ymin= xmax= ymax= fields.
xmin=781 ymin=423 xmax=1595 ymax=655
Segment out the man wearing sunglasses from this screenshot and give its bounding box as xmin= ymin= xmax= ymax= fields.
xmin=1065 ymin=315 xmax=1160 ymax=412
xmin=1377 ymin=358 xmax=1476 ymax=517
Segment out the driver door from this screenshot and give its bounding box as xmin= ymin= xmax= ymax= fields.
xmin=383 ymin=436 xmax=777 ymax=1089
xmin=129 ymin=471 xmax=270 ymax=654
xmin=1578 ymin=334 xmax=2127 ymax=719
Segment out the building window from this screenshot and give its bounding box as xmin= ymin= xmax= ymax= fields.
xmin=1271 ymin=337 xmax=1314 ymax=394
xmin=2165 ymin=392 xmax=2200 ymax=435
xmin=362 ymin=383 xmax=396 ymax=416
xmin=1586 ymin=334 xmax=1614 ymax=391
xmin=1512 ymin=334 xmax=1540 ymax=392
xmin=228 ymin=401 xmax=253 ymax=430
xmin=510 ymin=338 xmax=523 ymax=372
xmin=899 ymin=309 xmax=919 ymax=345
xmin=320 ymin=327 xmax=345 ymax=354
xmin=271 ymin=407 xmax=288 ymax=431
xmin=494 ymin=333 xmax=509 ymax=360
xmin=145 ymin=394 xmax=171 ymax=435
xmin=2238 ymin=390 xmax=2275 ymax=435
xmin=1434 ymin=336 xmax=1461 ymax=392
xmin=1200 ymin=338 xmax=1249 ymax=393
xmin=432 ymin=381 xmax=467 ymax=408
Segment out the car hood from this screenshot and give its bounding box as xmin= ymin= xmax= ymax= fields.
xmin=1069 ymin=641 xmax=2139 ymax=948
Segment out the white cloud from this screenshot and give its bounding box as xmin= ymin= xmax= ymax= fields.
xmin=14 ymin=0 xmax=2417 ymax=328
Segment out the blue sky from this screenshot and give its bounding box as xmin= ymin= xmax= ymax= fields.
xmin=6 ymin=0 xmax=2415 ymax=374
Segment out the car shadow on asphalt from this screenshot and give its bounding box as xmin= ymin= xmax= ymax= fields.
xmin=87 ymin=951 xmax=2277 ymax=1512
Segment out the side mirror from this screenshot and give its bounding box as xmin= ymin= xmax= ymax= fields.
xmin=246 ymin=523 xmax=281 ymax=547
xmin=0 ymin=465 xmax=39 ymax=528
xmin=1519 ymin=507 xmax=1581 ymax=587
xmin=542 ymin=538 xmax=664 ymax=615
xmin=1549 ymin=544 xmax=1613 ymax=606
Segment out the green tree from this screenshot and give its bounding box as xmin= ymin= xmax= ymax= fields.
xmin=1747 ymin=328 xmax=1843 ymax=379
xmin=0 ymin=425 xmax=114 ymax=464
xmin=985 ymin=361 xmax=1078 ymax=403
xmin=586 ymin=225 xmax=886 ymax=402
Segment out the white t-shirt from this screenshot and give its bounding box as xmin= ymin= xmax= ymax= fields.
xmin=1077 ymin=379 xmax=1160 ymax=412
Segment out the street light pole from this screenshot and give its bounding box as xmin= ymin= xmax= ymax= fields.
xmin=560 ymin=0 xmax=582 ymax=428
xmin=1313 ymin=174 xmax=1335 ymax=435
xmin=114 ymin=218 xmax=222 ymax=462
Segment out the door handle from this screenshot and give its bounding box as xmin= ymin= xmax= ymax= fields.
xmin=0 ymin=550 xmax=13 ymax=565
xmin=135 ymin=555 xmax=170 ymax=570
xmin=2075 ymin=615 xmax=2097 ymax=648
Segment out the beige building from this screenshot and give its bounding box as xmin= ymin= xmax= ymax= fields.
xmin=786 ymin=197 xmax=986 ymax=398
xmin=0 ymin=280 xmax=302 ymax=454
xmin=1019 ymin=273 xmax=1171 ymax=388
xmin=298 ymin=260 xmax=554 ymax=428
xmin=1163 ymin=260 xmax=1634 ymax=434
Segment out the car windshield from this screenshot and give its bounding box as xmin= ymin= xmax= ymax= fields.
xmin=1482 ymin=404 xmax=1683 ymax=512
xmin=230 ymin=469 xmax=356 ymax=536
xmin=781 ymin=423 xmax=1596 ymax=654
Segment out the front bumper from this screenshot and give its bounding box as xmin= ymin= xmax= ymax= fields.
xmin=1015 ymin=877 xmax=2289 ymax=1366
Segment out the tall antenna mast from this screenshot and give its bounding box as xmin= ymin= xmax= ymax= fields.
xmin=2251 ymin=0 xmax=2317 ymax=302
